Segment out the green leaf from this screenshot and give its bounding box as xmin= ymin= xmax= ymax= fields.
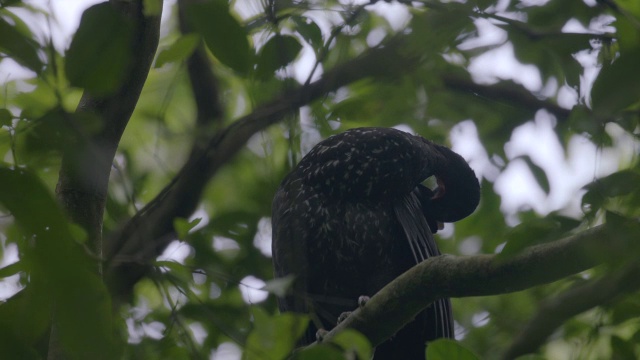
xmin=186 ymin=1 xmax=251 ymax=74
xmin=426 ymin=339 xmax=479 ymax=360
xmin=65 ymin=3 xmax=134 ymax=96
xmin=611 ymin=335 xmax=636 ymax=359
xmin=499 ymin=214 xmax=580 ymax=258
xmin=517 ymin=155 xmax=550 ymax=195
xmin=0 ymin=108 xmax=12 ymax=127
xmin=245 ymin=307 xmax=308 ymax=360
xmin=0 ymin=261 xmax=22 ymax=278
xmin=591 ymin=48 xmax=640 ymax=115
xmin=155 ymin=34 xmax=200 ymax=68
xmin=291 ymin=16 xmax=323 ymax=50
xmin=0 ymin=167 xmax=118 ymax=359
xmin=0 ymin=16 xmax=43 ymax=72
xmin=255 ymin=35 xmax=302 ymax=79
xmin=174 ymin=217 xmax=202 ymax=240
xmin=331 ymin=329 xmax=372 ymax=360
xmin=583 ymin=170 xmax=640 ymax=198
xmin=143 ymin=0 xmax=162 ymax=16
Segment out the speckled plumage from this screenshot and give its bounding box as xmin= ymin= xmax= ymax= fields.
xmin=272 ymin=127 xmax=480 ymax=358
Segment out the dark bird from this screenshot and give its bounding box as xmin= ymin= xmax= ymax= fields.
xmin=271 ymin=127 xmax=480 ymax=358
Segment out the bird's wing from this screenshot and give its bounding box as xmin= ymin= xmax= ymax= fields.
xmin=271 ymin=179 xmax=310 ymax=315
xmin=393 ymin=190 xmax=454 ymax=340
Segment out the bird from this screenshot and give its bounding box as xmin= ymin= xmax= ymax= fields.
xmin=271 ymin=127 xmax=480 ymax=359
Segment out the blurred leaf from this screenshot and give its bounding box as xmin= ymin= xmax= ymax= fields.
xmin=245 ymin=307 xmax=308 ymax=360
xmin=291 ymin=16 xmax=323 ymax=50
xmin=427 ymin=339 xmax=479 ymax=360
xmin=186 ymin=1 xmax=251 ymax=74
xmin=174 ymin=217 xmax=202 ymax=240
xmin=499 ymin=214 xmax=581 ymax=258
xmin=610 ymin=335 xmax=636 ymax=359
xmin=592 ymin=48 xmax=640 ymax=115
xmin=296 ymin=344 xmax=346 ymax=360
xmin=331 ymin=329 xmax=372 ymax=360
xmin=155 ymin=34 xmax=200 ymax=68
xmin=583 ymin=170 xmax=640 ymax=198
xmin=0 ymin=108 xmax=12 ymax=126
xmin=255 ymin=35 xmax=302 ymax=80
xmin=517 ymin=155 xmax=550 ymax=195
xmin=0 ymin=286 xmax=51 ymax=357
xmin=0 ymin=16 xmax=42 ymax=72
xmin=0 ymin=167 xmax=117 ymax=359
xmin=65 ymin=3 xmax=134 ymax=96
xmin=261 ymin=275 xmax=295 ymax=298
xmin=0 ymin=261 xmax=22 ymax=278
xmin=142 ymin=0 xmax=162 ymax=16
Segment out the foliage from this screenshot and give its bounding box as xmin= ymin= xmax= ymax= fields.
xmin=0 ymin=0 xmax=639 ymax=359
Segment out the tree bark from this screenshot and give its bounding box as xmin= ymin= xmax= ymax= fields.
xmin=318 ymin=223 xmax=638 ymax=349
xmin=50 ymin=1 xmax=161 ymax=359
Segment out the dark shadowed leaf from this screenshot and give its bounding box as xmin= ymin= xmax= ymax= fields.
xmin=291 ymin=16 xmax=323 ymax=50
xmin=518 ymin=155 xmax=550 ymax=195
xmin=296 ymin=345 xmax=346 ymax=360
xmin=591 ymin=48 xmax=640 ymax=115
xmin=427 ymin=339 xmax=479 ymax=360
xmin=499 ymin=214 xmax=581 ymax=258
xmin=186 ymin=1 xmax=251 ymax=74
xmin=65 ymin=3 xmax=134 ymax=96
xmin=583 ymin=169 xmax=640 ymax=198
xmin=255 ymin=35 xmax=302 ymax=79
xmin=331 ymin=329 xmax=372 ymax=360
xmin=0 ymin=16 xmax=42 ymax=72
xmin=0 ymin=167 xmax=117 ymax=359
xmin=0 ymin=108 xmax=12 ymax=126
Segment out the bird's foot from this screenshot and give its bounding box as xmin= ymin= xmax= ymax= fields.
xmin=337 ymin=311 xmax=351 ymax=324
xmin=337 ymin=296 xmax=370 ymax=324
xmin=358 ymin=295 xmax=370 ymax=307
xmin=315 ymin=328 xmax=329 ymax=342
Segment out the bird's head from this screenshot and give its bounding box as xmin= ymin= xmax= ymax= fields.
xmin=415 ymin=141 xmax=480 ymax=228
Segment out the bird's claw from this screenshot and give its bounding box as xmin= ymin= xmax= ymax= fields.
xmin=337 ymin=311 xmax=351 ymax=324
xmin=315 ymin=328 xmax=329 ymax=342
xmin=358 ymin=296 xmax=370 ymax=307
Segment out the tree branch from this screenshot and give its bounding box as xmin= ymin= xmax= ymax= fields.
xmin=50 ymin=1 xmax=161 ymax=359
xmin=318 ymin=223 xmax=637 ymax=348
xmin=104 ymin=31 xmax=419 ymax=300
xmin=502 ymin=262 xmax=640 ymax=360
xmin=441 ymin=73 xmax=572 ymax=121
